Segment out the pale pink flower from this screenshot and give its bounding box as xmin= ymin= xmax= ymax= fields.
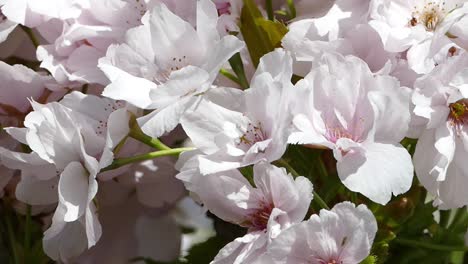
xmin=0 ymin=6 xmax=17 ymax=43
xmin=116 ymin=158 xmax=186 ymax=208
xmin=412 ymin=53 xmax=468 ymax=209
xmin=0 ymin=92 xmax=134 ymax=261
xmin=369 ymin=0 xmax=468 ymax=74
xmin=282 ymin=0 xmax=421 ymax=86
xmin=290 ymin=52 xmax=413 ymax=204
xmin=180 ymin=49 xmax=293 ymax=175
xmin=75 ymin=184 xmax=182 ymax=264
xmin=35 ymin=0 xmax=161 ymax=85
xmin=0 ymin=61 xmax=55 ymax=197
xmin=99 ymin=0 xmax=244 ymax=138
xmin=1 ymin=0 xmax=83 ymax=27
xmin=267 ymin=202 xmax=377 ymax=264
xmin=177 ymin=162 xmax=313 ymax=263
xmin=446 ymin=4 xmax=468 ymax=49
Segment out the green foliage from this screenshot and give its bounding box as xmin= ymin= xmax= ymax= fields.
xmin=228 ymin=53 xmax=250 ymax=89
xmin=1 ymin=201 xmax=51 ymax=264
xmin=361 ymin=255 xmax=377 ymax=264
xmin=4 ymin=1 xmax=468 ymax=264
xmin=130 ymin=257 xmax=182 ymax=264
xmin=240 ymin=0 xmax=288 ymax=67
xmin=183 ymin=236 xmax=230 ymax=264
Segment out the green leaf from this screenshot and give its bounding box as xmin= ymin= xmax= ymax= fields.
xmin=255 ymin=19 xmax=288 ymax=48
xmin=449 ymin=251 xmax=465 ymax=264
xmin=239 ymin=165 xmax=255 ymax=187
xmin=130 ymin=257 xmax=181 ymax=264
xmin=228 ymin=53 xmax=250 ymax=89
xmin=361 ymin=255 xmax=377 ymax=264
xmin=240 ymin=0 xmax=288 ymax=67
xmin=400 ymin=137 xmax=418 ymax=156
xmin=184 ymin=236 xmax=230 ymax=264
xmin=286 ymin=0 xmax=296 ymax=19
xmin=400 ymin=202 xmax=437 ymax=236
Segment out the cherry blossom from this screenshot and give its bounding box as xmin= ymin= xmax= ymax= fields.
xmin=0 ymin=91 xmax=133 ymax=261
xmin=1 ymin=0 xmax=83 ymax=27
xmin=99 ymin=0 xmax=244 ymax=138
xmin=412 ymin=53 xmax=468 ymax=209
xmin=369 ymin=0 xmax=468 ymax=74
xmin=282 ymin=0 xmax=422 ymax=87
xmin=290 ymin=52 xmax=414 ymax=204
xmin=1 ymin=0 xmax=464 ymax=262
xmin=0 ymin=61 xmax=56 ymax=198
xmin=180 ymin=49 xmax=292 ymax=174
xmin=178 ymin=162 xmax=313 ymax=263
xmin=33 ymin=0 xmax=163 ymax=85
xmin=267 ymin=202 xmax=377 ymax=264
xmin=0 ymin=6 xmax=17 ymax=43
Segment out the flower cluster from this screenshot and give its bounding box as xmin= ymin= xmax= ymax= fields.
xmin=0 ymin=0 xmax=468 ymax=263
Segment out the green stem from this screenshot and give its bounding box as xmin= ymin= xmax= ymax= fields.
xmin=4 ymin=206 xmax=19 ymax=264
xmin=312 ymin=191 xmax=331 ymax=211
xmin=220 ymin=68 xmax=241 ymax=86
xmin=265 ymin=0 xmax=274 ymax=20
xmin=316 ymin=155 xmax=328 ymax=181
xmin=276 ymin=159 xmax=330 ymax=210
xmin=101 ymin=148 xmax=194 ymax=172
xmin=112 ymin=135 xmax=129 ymax=157
xmin=20 ymin=26 xmax=40 ymax=48
xmin=449 ymin=207 xmax=468 ymax=230
xmin=394 ymin=238 xmax=468 ymax=252
xmin=286 ymin=0 xmax=296 ymax=19
xmin=439 ymin=210 xmax=451 ymax=228
xmin=81 ymin=84 xmax=89 ymax=94
xmin=228 ymin=53 xmax=249 ymax=90
xmin=24 ymin=205 xmax=31 ymax=255
xmin=129 ymin=125 xmax=170 ymax=151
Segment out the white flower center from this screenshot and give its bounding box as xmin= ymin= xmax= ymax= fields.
xmin=325 ymin=126 xmax=360 ymax=144
xmin=410 ymin=1 xmax=447 ymax=31
xmin=96 ymin=100 xmax=126 ymax=135
xmin=124 ymin=0 xmax=148 ymax=26
xmin=244 ymin=200 xmax=273 ymax=231
xmin=448 ymin=46 xmax=459 ymax=57
xmin=0 ymin=8 xmax=6 ymax=22
xmin=237 ymin=121 xmax=267 ymax=148
xmin=448 ymin=99 xmax=468 ymax=132
xmin=215 ymin=1 xmax=232 ymax=16
xmin=323 ymin=260 xmax=342 ymax=264
xmin=168 ymin=56 xmax=189 ymax=72
xmin=155 ymin=56 xmax=191 ymax=83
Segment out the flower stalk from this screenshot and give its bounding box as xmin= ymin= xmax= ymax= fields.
xmin=128 ymin=117 xmax=171 ymax=151
xmin=276 ymin=159 xmax=330 ymax=210
xmin=101 ymin=147 xmax=194 ymax=172
xmin=20 ymin=25 xmax=40 ymax=48
xmin=394 ymin=238 xmax=468 ymax=252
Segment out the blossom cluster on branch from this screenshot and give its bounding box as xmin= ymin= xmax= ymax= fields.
xmin=0 ymin=0 xmax=468 ymax=263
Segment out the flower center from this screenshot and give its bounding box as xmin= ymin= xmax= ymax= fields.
xmin=169 ymin=56 xmax=189 ymax=72
xmin=325 ymin=126 xmax=359 ymax=144
xmin=124 ymin=0 xmax=148 ymax=26
xmin=448 ymin=46 xmax=458 ymax=57
xmin=215 ymin=1 xmax=232 ymax=16
xmin=237 ymin=121 xmax=267 ymax=147
xmin=246 ymin=201 xmax=273 ymax=231
xmin=155 ymin=56 xmax=190 ymax=83
xmin=410 ymin=1 xmax=447 ymax=31
xmin=448 ymin=99 xmax=468 ymax=130
xmin=317 ymin=258 xmax=342 ymax=264
xmin=97 ymin=100 xmax=125 ymax=135
xmin=0 ymin=8 xmax=6 ymax=22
